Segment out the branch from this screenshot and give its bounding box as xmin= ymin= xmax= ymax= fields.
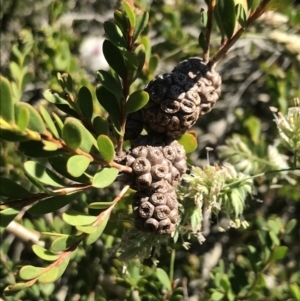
xmin=203 ymin=0 xmax=216 ymax=62
xmin=209 ymin=0 xmax=272 ymax=68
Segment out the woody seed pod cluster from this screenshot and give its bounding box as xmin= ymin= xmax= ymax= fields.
xmin=124 ymin=135 xmax=186 ymax=234
xmin=141 ymin=57 xmax=221 ymax=138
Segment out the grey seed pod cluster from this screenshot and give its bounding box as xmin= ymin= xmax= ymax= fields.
xmin=141 ymin=57 xmax=221 ymax=138
xmin=124 ymin=134 xmax=186 ymax=234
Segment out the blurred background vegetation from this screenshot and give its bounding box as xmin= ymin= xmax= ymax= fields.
xmin=1 ymin=0 xmax=300 ymax=300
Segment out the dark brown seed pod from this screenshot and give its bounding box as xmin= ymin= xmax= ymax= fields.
xmin=132 ymin=157 xmax=151 ymax=175
xmin=144 ymin=218 xmax=159 ymax=232
xmin=174 ymin=159 xmax=187 ymax=175
xmin=151 ymin=164 xmax=169 ymax=180
xmin=134 ymin=217 xmax=145 ymax=230
xmin=132 ymin=146 xmax=148 ymax=158
xmin=139 ymin=201 xmax=155 ymax=219
xmin=149 ymin=192 xmax=167 ymax=206
xmin=135 ymin=173 xmax=152 ymax=189
xmin=169 ymin=209 xmax=179 ymax=223
xmin=154 ymin=205 xmax=171 ymax=220
xmin=147 ymin=147 xmax=164 ymax=165
xmin=132 ymin=192 xmax=149 ymax=207
xmin=158 ymin=218 xmax=175 ymax=234
xmin=163 ymin=146 xmax=177 ymax=162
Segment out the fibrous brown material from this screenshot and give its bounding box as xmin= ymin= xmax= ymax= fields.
xmin=141 ymin=57 xmax=221 ymax=137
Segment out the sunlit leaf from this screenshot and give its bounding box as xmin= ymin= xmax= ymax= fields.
xmin=125 ymin=90 xmax=149 ymax=114
xmin=123 ymin=0 xmax=136 ymax=27
xmin=156 ymin=268 xmax=171 ymax=291
xmin=177 ymin=133 xmax=197 ymax=153
xmin=104 ymin=21 xmax=127 ymax=48
xmin=272 ymin=246 xmax=288 ymax=260
xmin=0 ymin=76 xmax=15 ymax=122
xmin=63 ymin=211 xmax=97 ymax=226
xmin=19 ymin=140 xmax=63 ymax=158
xmin=50 ymin=236 xmax=79 ymax=253
xmin=16 ymin=105 xmax=30 ymax=132
xmin=0 ymin=208 xmax=20 ymax=233
xmin=32 ymin=245 xmax=59 ymax=261
xmin=62 ymin=118 xmax=82 ymax=150
xmin=67 ymin=155 xmax=91 ymax=177
xmin=92 ymin=167 xmax=119 ymax=188
xmin=40 ymin=106 xmax=59 ymax=138
xmin=76 ymin=225 xmax=98 ymax=234
xmin=4 ymin=283 xmax=29 ymax=295
xmin=88 ymin=201 xmax=114 ymax=209
xmin=19 ymin=265 xmax=43 ymax=280
xmin=97 ymin=135 xmax=115 ymax=162
xmin=133 ymin=11 xmax=149 ymax=42
xmin=38 ymin=267 xmax=59 ymax=283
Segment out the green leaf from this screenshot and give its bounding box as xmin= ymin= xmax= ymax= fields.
xmin=97 ymin=70 xmax=123 ymax=100
xmin=133 ymin=11 xmax=149 ymax=42
xmin=19 ymin=140 xmax=63 ymax=158
xmin=49 ymin=156 xmax=90 ymax=184
xmin=269 ymin=230 xmax=280 ymax=246
xmin=125 ymin=90 xmax=149 ymax=114
xmin=62 ymin=118 xmax=82 ymax=150
xmin=58 ymin=73 xmax=73 ymax=93
xmin=0 ymin=129 xmax=28 ymax=142
xmin=16 ymin=105 xmax=30 ymax=132
xmin=4 ymin=282 xmax=29 ymax=295
xmin=103 ymin=21 xmax=127 ymax=48
xmin=56 ymin=257 xmax=70 ymax=279
xmin=247 ymin=0 xmax=261 ymax=11
xmin=92 ymin=167 xmax=119 ymax=188
xmin=96 ymin=85 xmax=121 ymax=128
xmin=156 ymin=268 xmax=171 ymax=291
xmin=67 ymin=155 xmax=91 ymax=177
xmin=272 ymin=246 xmax=288 ymax=260
xmin=38 ymin=267 xmax=59 ymax=283
xmin=77 ymin=86 xmax=93 ymax=121
xmin=177 ymin=133 xmax=197 ymax=153
xmin=15 ymin=102 xmax=46 ymax=133
xmin=0 ymin=76 xmax=15 ymax=122
xmin=290 ymin=284 xmax=300 ymax=301
xmin=0 ymin=208 xmax=20 ymax=233
xmin=43 ymin=90 xmax=68 ymax=105
xmin=103 ymin=40 xmax=126 ymax=78
xmin=123 ymin=1 xmax=136 ymax=27
xmin=88 ymin=201 xmax=114 ymax=209
xmin=52 ymin=112 xmax=64 ymax=133
xmin=198 ymin=31 xmax=206 ymax=52
xmin=43 ymin=140 xmax=59 ymax=151
xmin=114 ymin=10 xmax=130 ymax=37
xmin=149 ymin=54 xmax=159 ymax=74
xmin=93 ymin=116 xmax=109 ymax=136
xmin=211 ymin=291 xmax=224 ymax=301
xmin=76 ymin=225 xmax=98 ymax=234
xmin=19 ymin=265 xmax=43 ymax=280
xmin=85 ymin=210 xmax=110 ymax=245
xmin=28 ymin=192 xmax=81 ymax=215
xmin=0 ymin=177 xmax=32 ymax=198
xmin=216 ymin=0 xmax=236 ymax=38
xmin=24 ymin=160 xmax=65 ymax=187
xmin=267 ymin=218 xmax=282 ymax=235
xmin=97 ymin=135 xmax=115 ymax=162
xmin=62 ymin=211 xmax=97 ymax=226
xmin=32 ymin=245 xmax=59 ymax=261
xmin=236 ymin=3 xmax=247 ymax=28
xmin=134 ymin=44 xmax=146 ymax=74
xmin=39 ymin=106 xmax=59 ymax=139
xmin=200 ymin=8 xmax=208 ymax=26
xmin=285 ymin=219 xmax=297 ymax=234
xmin=50 ymin=236 xmax=78 ymax=253
xmin=244 ymin=116 xmax=261 ymax=144
xmin=266 ymin=0 xmax=294 ymax=10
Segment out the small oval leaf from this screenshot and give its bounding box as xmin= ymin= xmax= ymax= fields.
xmin=125 ymin=90 xmax=149 ymax=114
xmin=104 ymin=21 xmax=127 ymax=48
xmin=216 ymin=0 xmax=236 ymax=38
xmin=0 ymin=76 xmax=15 ymax=123
xmin=32 ymin=245 xmax=59 ymax=261
xmin=67 ymin=155 xmax=91 ymax=177
xmin=88 ymin=201 xmax=114 ymax=209
xmin=19 ymin=266 xmax=43 ymax=280
xmin=38 ymin=267 xmax=59 ymax=283
xmin=133 ymin=11 xmax=149 ymax=42
xmin=92 ymin=167 xmax=119 ymax=188
xmin=0 ymin=177 xmax=32 ymax=198
xmin=62 ymin=118 xmax=82 ymax=150
xmin=0 ymin=208 xmax=20 ymax=233
xmin=156 ymin=268 xmax=171 ymax=291
xmin=97 ymin=70 xmax=123 ymax=100
xmin=177 ymin=133 xmax=198 ymax=153
xmin=40 ymin=106 xmax=59 ymax=138
xmin=97 ymin=135 xmax=115 ymax=162
xmin=62 ymin=211 xmax=97 ymax=226
xmin=77 ymin=86 xmax=93 ymax=121
xmin=123 ymin=1 xmax=136 ymax=27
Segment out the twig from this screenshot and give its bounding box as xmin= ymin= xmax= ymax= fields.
xmin=209 ymin=0 xmax=272 ymax=68
xmin=6 ymin=221 xmax=45 ymax=246
xmin=203 ymin=0 xmax=216 ymax=62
